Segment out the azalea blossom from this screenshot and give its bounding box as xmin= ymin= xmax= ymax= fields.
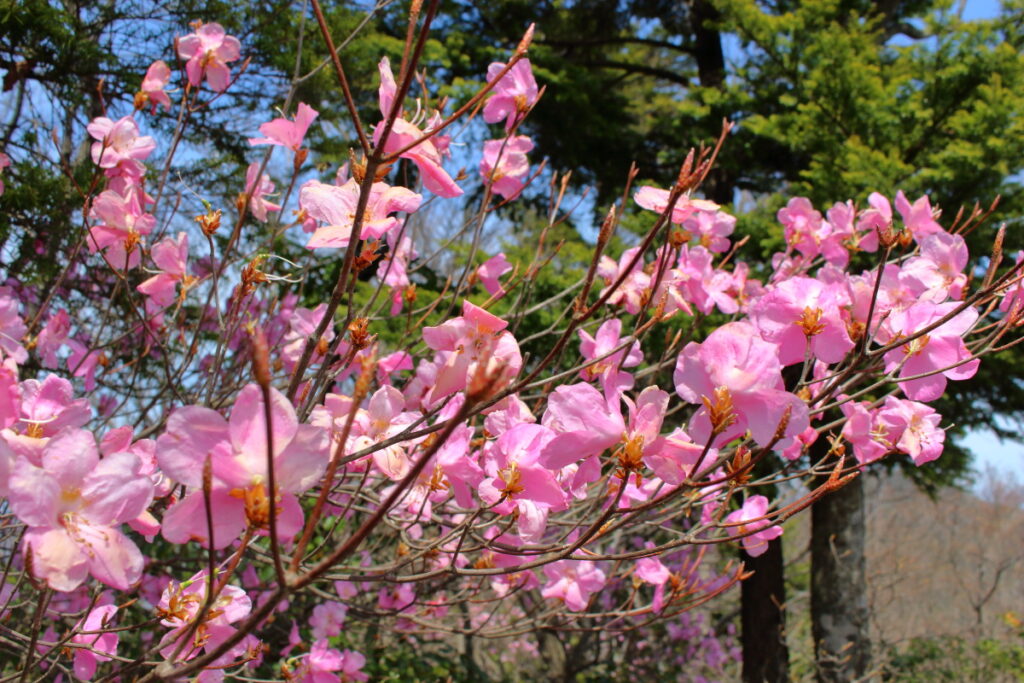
xmin=483 ymin=58 xmax=539 ymax=130
xmin=280 ymin=303 xmax=336 ymax=372
xmin=900 ymin=231 xmax=969 ymax=302
xmin=879 ymin=301 xmax=979 ymax=401
xmin=249 ymin=102 xmax=319 ymax=151
xmin=243 ymin=162 xmax=282 ymax=222
xmin=35 ymin=309 xmax=70 ymax=368
xmin=86 ymin=115 xmax=155 ymax=178
xmin=373 ymin=57 xmax=463 ymax=198
xmin=877 ymin=396 xmax=946 ymax=465
xmin=286 ymin=641 xmax=368 ymax=683
xmin=71 ymin=604 xmax=119 ymax=680
xmin=378 ymin=232 xmax=417 ymax=315
xmin=0 ymin=286 xmax=28 ymax=364
xmin=88 ymin=188 xmax=156 ymax=270
xmin=541 ymin=560 xmax=606 ymax=611
xmin=177 ymin=22 xmax=242 ymax=92
xmin=680 ymin=207 xmax=736 ymax=253
xmin=724 ymin=495 xmax=783 ymax=557
xmin=476 ymin=252 xmax=513 ymax=296
xmin=674 ymin=321 xmax=810 ymax=450
xmin=421 ymin=300 xmax=523 ymax=402
xmin=138 ymin=232 xmax=193 ymax=307
xmin=749 ymin=276 xmax=854 ymax=365
xmin=9 ymin=428 xmax=153 ymax=591
xmin=895 ymin=190 xmax=943 ymax=240
xmin=156 ymin=569 xmax=256 ymax=665
xmin=138 ymin=60 xmax=172 ymax=112
xmin=479 ymin=423 xmax=568 ymax=542
xmin=301 ymin=178 xmax=421 ymax=249
xmin=480 ymin=135 xmax=533 ymax=199
xmin=158 ymin=384 xmax=329 ymax=548
xmin=635 ymin=185 xmax=719 ymax=224
xmin=2 ymin=374 xmax=91 ymax=460
xmin=577 ymin=318 xmax=643 ymax=395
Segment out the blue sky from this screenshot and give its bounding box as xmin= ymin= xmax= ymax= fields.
xmin=962 ymin=0 xmax=1004 ymax=20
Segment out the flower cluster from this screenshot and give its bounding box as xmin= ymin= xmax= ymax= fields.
xmin=0 ymin=13 xmax=1017 ymax=683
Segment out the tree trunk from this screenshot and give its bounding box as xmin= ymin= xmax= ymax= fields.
xmin=741 ymin=536 xmax=790 ymax=683
xmin=811 ymin=474 xmax=870 ymax=681
xmin=689 ymin=0 xmax=726 ymax=89
xmin=687 ymin=0 xmax=733 ymax=205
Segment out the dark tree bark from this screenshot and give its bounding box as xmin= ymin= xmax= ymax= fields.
xmin=811 ymin=474 xmax=870 ymax=681
xmin=688 ymin=0 xmax=725 ymax=89
xmin=686 ymin=0 xmax=733 ymax=205
xmin=741 ymin=536 xmax=790 ymax=683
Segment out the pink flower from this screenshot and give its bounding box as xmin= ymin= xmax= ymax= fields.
xmin=480 ymin=135 xmax=533 ymax=199
xmin=0 ymin=361 xmax=18 ymax=434
xmin=577 ymin=318 xmax=643 ymax=395
xmin=778 ymin=197 xmax=824 ymax=259
xmin=725 ymin=495 xmax=783 ymax=557
xmin=476 ymin=252 xmax=513 ymax=296
xmin=541 ymin=560 xmax=606 ymax=611
xmin=337 ymin=649 xmax=369 ymax=682
xmin=900 ymin=231 xmax=969 ymax=302
xmin=877 ymin=396 xmax=945 ymax=465
xmin=840 ymin=400 xmax=892 ymax=465
xmin=483 ymin=58 xmax=539 ymax=131
xmin=749 ymin=276 xmax=853 ymax=366
xmin=0 ymin=286 xmax=28 ymax=363
xmin=421 ymin=300 xmax=522 ymax=402
xmin=289 ymin=642 xmax=368 ymax=683
xmin=664 ymin=245 xmax=737 ymax=315
xmin=86 ymin=116 xmax=155 ymax=177
xmin=2 ymin=374 xmax=90 ymax=459
xmin=879 ymin=301 xmax=979 ymax=401
xmin=301 ymin=178 xmax=421 ymax=249
xmin=67 ymin=339 xmax=103 ymax=391
xmin=158 ymin=384 xmax=329 ymax=548
xmin=674 ymin=321 xmax=809 ymax=450
xmin=538 ymin=382 xmax=624 ymax=469
xmin=139 ymin=60 xmax=171 ymax=112
xmin=310 ymin=602 xmax=348 ymax=640
xmin=378 ymin=232 xmax=417 ymax=315
xmin=9 ymin=428 xmax=153 ymax=591
xmin=249 ymin=102 xmax=319 ymax=151
xmin=378 ymin=582 xmax=415 ymax=611
xmin=244 ymin=162 xmax=281 ymax=222
xmin=479 ymin=423 xmax=567 ymax=541
xmin=1000 ymin=251 xmax=1024 ymax=314
xmin=280 ymin=304 xmax=335 ymax=372
xmin=157 ymin=569 xmax=252 ymax=663
xmin=88 ymin=188 xmax=156 ymax=270
xmin=597 ymin=246 xmax=651 ymax=315
xmin=635 ymin=555 xmax=670 ymax=586
xmin=856 ymin=191 xmax=893 ymax=235
xmin=681 ymin=208 xmax=736 ymax=253
xmin=36 ymin=309 xmax=70 ymax=368
xmin=373 ymin=58 xmax=462 ymax=198
xmin=310 ymin=386 xmax=419 ymax=480
xmin=138 ymin=232 xmax=192 ymax=307
xmin=818 ymin=201 xmax=856 ymax=265
xmin=635 ymin=186 xmax=719 ymax=224
xmin=895 ymin=190 xmax=943 ymax=240
xmin=177 ymin=22 xmax=241 ymax=92
xmin=642 ymin=428 xmax=710 ymax=485
xmin=71 ymin=604 xmax=119 ymax=679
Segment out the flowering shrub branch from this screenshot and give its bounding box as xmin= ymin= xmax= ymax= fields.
xmin=0 ymin=2 xmax=1019 ymax=680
